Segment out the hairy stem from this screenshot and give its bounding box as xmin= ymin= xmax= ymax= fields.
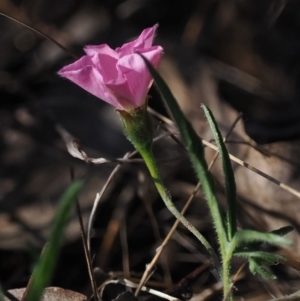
xmin=138 ymin=146 xmax=221 ymax=273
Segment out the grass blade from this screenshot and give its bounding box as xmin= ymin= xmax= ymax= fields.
xmin=202 ymin=104 xmax=237 ymax=240
xmin=25 ymin=180 xmax=84 ymax=301
xmin=0 ymin=284 xmax=3 ymax=301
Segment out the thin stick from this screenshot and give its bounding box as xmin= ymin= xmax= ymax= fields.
xmin=70 ymin=169 xmax=100 ymax=301
xmin=120 ymin=221 xmax=130 ymax=279
xmin=87 ymin=152 xmax=132 ymax=254
xmin=166 ymin=261 xmax=212 ymax=294
xmin=99 ymin=278 xmax=180 ymax=301
xmin=76 ymin=201 xmax=101 ymax=301
xmin=265 ymin=291 xmax=300 ymax=301
xmin=135 ymin=113 xmax=243 ymax=295
xmin=0 ymin=13 xmax=78 ymax=60
xmin=205 ymin=140 xmax=300 ymax=198
xmin=138 ymin=171 xmax=172 ymax=285
xmin=232 ymin=261 xmax=247 ymax=285
xmin=148 ymin=107 xmax=300 ymax=199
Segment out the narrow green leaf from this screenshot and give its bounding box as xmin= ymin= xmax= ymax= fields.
xmin=0 ymin=284 xmax=3 ymax=301
xmin=234 ymin=251 xmax=285 ymax=265
xmin=140 ymin=54 xmax=228 ymax=250
xmin=235 ymin=226 xmax=294 ymax=252
xmin=202 ymin=104 xmax=237 ymax=240
xmin=234 ymin=230 xmax=291 ymax=248
xmin=249 ymin=258 xmax=277 ymax=279
xmin=25 ymin=181 xmax=84 ymax=301
xmin=271 ymin=226 xmax=294 ymax=237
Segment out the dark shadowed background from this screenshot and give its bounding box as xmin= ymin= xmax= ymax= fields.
xmin=1 ymin=1 xmax=300 ymax=300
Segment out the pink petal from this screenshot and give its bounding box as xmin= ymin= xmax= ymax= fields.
xmin=58 ymin=56 xmax=125 ymax=109
xmin=84 ymin=44 xmax=119 ymax=58
xmin=138 ymin=24 xmax=159 ymax=48
xmin=58 ymin=24 xmax=162 ymax=111
xmin=116 ymin=24 xmax=158 ymax=57
xmin=58 ymin=55 xmax=95 ymax=76
xmin=83 ymin=45 xmax=120 ymax=83
xmin=112 ymin=46 xmax=163 ymax=106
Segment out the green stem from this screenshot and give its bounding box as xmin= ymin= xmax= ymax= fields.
xmin=138 ymin=146 xmax=221 ymax=273
xmin=222 ymin=245 xmax=234 ymax=301
xmin=221 ymin=236 xmax=242 ymax=301
xmin=119 ymin=106 xmax=224 ymax=289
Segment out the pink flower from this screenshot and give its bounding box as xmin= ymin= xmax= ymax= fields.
xmin=58 ymin=25 xmax=163 ymax=110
